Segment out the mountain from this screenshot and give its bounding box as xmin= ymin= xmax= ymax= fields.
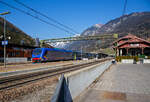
xmin=96 ymin=12 xmax=150 ymax=38
xmin=63 ymin=12 xmax=150 ymax=53
xmin=51 ymin=34 xmax=81 ymax=49
xmin=0 ymin=17 xmax=35 ymax=46
xmin=50 ymin=42 xmax=70 ymax=48
xmin=82 ymin=24 xmax=103 ymax=36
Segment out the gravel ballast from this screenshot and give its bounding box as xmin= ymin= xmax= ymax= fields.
xmin=0 ymin=76 xmax=58 ymax=102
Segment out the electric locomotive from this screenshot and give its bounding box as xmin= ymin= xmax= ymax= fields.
xmin=32 ymin=48 xmax=75 ymax=62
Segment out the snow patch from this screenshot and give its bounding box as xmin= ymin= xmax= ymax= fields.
xmin=52 ymin=34 xmax=81 ymax=48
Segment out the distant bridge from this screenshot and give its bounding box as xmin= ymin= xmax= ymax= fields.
xmin=41 ymin=34 xmax=118 ymax=44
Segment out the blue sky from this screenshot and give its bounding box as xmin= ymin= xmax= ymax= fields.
xmin=0 ymin=0 xmax=150 ymax=39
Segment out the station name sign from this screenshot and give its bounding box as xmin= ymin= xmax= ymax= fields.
xmin=130 ymin=44 xmax=139 ymax=47
xmin=2 ymin=41 xmax=8 ymax=45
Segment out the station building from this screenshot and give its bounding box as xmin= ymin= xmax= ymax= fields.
xmin=113 ymin=34 xmax=150 ymax=56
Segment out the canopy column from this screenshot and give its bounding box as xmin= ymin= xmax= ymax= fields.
xmin=126 ymin=48 xmax=129 ymax=55
xmin=142 ymin=47 xmax=144 ymax=55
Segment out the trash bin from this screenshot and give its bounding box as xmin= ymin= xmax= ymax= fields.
xmin=112 ymin=59 xmax=116 ymax=64
xmin=133 ymin=59 xmax=136 ymax=64
xmin=139 ymin=58 xmax=143 ymax=64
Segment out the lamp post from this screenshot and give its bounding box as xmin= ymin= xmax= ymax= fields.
xmin=81 ymin=46 xmax=82 ymax=60
xmin=0 ymin=11 xmax=11 ymax=68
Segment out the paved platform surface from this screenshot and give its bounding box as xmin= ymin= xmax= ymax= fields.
xmin=76 ymin=64 xmax=150 ymax=102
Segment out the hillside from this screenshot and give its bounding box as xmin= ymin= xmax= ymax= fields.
xmin=65 ymin=12 xmax=150 ymax=53
xmin=0 ymin=17 xmax=35 ymax=46
xmin=82 ymin=24 xmax=103 ymax=36
xmin=96 ymin=12 xmax=150 ymax=38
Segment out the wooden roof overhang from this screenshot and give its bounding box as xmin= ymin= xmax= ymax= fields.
xmin=113 ymin=34 xmax=150 ymax=49
xmin=113 ymin=41 xmax=150 ymax=49
xmin=113 ymin=34 xmax=150 ymax=44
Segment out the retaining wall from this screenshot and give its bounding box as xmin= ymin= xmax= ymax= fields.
xmin=65 ymin=60 xmax=112 ymax=99
xmin=121 ymin=59 xmax=134 ymax=63
xmin=143 ymin=59 xmax=150 ymax=63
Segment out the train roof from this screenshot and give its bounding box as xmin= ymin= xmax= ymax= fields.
xmin=35 ymin=48 xmax=73 ymax=52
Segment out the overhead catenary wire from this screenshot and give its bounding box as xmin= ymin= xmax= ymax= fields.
xmin=120 ymin=0 xmax=127 ymax=31
xmin=0 ymin=1 xmax=75 ymax=35
xmin=122 ymin=0 xmax=127 ymax=16
xmin=14 ymin=0 xmax=79 ymax=34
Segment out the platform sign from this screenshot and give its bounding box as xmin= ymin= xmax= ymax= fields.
xmin=2 ymin=41 xmax=8 ymax=45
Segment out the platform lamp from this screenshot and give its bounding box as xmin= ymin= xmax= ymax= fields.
xmin=0 ymin=11 xmax=11 ymax=68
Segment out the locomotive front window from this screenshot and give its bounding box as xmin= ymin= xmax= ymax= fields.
xmin=33 ymin=49 xmax=42 ymax=55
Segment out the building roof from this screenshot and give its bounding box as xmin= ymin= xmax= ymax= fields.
xmin=113 ymin=34 xmax=150 ymax=48
xmin=113 ymin=34 xmax=150 ymax=44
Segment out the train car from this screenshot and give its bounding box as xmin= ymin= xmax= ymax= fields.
xmin=32 ymin=48 xmax=75 ymax=62
xmin=97 ymin=53 xmax=108 ymax=59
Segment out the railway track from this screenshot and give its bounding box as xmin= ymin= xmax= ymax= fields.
xmin=0 ymin=58 xmax=112 ymax=91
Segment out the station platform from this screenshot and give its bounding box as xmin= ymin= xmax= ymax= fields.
xmin=75 ymin=64 xmax=150 ymax=102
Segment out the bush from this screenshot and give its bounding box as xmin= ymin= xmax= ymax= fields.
xmin=138 ymin=55 xmax=145 ymax=58
xmin=115 ymin=56 xmax=139 ymax=62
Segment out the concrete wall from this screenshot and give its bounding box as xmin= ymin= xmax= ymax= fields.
xmin=0 ymin=57 xmax=27 ymax=63
xmin=143 ymin=59 xmax=150 ymax=63
xmin=121 ymin=59 xmax=134 ymax=63
xmin=65 ymin=60 xmax=112 ymax=99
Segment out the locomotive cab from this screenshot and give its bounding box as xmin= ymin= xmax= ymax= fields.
xmin=32 ymin=48 xmax=43 ymax=63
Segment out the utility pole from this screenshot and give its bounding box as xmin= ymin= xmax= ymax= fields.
xmin=0 ymin=11 xmax=11 ymax=68
xmin=4 ymin=15 xmax=6 ymax=68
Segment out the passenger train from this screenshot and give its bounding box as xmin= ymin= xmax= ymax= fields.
xmin=32 ymin=48 xmax=99 ymax=63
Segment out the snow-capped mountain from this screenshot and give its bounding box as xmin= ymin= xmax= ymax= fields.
xmin=51 ymin=34 xmax=81 ymax=48
xmin=81 ymin=24 xmax=103 ymax=36
xmin=51 ymin=42 xmax=69 ymax=48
